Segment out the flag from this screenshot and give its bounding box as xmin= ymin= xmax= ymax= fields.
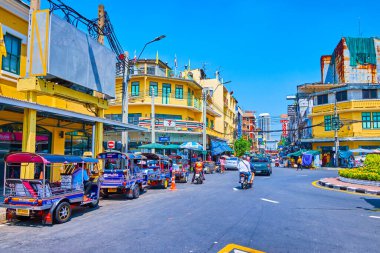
xmin=0 ymin=23 xmax=7 ymax=57
xmin=174 ymin=54 xmax=177 ymax=68
xmin=155 ymin=51 xmax=159 ymax=64
xmin=133 ymin=50 xmax=137 ymax=63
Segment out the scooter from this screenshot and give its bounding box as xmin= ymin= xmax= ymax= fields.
xmin=239 ymin=172 xmax=252 ymax=189
xmin=193 ymin=168 xmax=204 ymax=184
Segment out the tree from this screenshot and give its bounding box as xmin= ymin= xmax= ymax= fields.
xmin=234 ymin=138 xmax=251 ymax=157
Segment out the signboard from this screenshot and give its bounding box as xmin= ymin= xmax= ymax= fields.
xmin=28 ymin=11 xmax=116 ymax=98
xmin=287 ymin=105 xmax=296 ymax=116
xmin=60 ymin=175 xmax=72 ymax=190
xmin=159 ymin=136 xmax=170 ymax=142
xmin=107 ymin=141 xmax=115 ymax=149
xmin=164 ymin=120 xmax=176 ymax=127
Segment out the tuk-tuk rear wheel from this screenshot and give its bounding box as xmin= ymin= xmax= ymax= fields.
xmin=54 ymin=201 xmax=71 ymax=224
xmin=133 ymin=186 xmax=140 ymax=199
xmin=88 ymin=199 xmax=99 ymax=208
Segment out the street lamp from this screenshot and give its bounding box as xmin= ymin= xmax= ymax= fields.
xmin=121 ymin=35 xmax=166 ymax=153
xmin=202 ymin=80 xmax=232 ymax=158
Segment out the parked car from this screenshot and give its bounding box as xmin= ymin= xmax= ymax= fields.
xmin=251 ymin=157 xmax=272 ymax=176
xmin=225 ymin=157 xmax=238 ymax=170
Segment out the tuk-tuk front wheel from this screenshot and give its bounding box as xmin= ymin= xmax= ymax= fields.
xmin=54 ymin=201 xmax=71 ymax=224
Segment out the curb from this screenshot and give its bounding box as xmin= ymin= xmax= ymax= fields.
xmin=318 ymin=179 xmax=380 ymax=196
xmin=0 ymin=208 xmax=6 ymax=223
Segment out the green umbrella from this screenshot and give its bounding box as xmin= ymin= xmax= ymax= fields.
xmin=138 ymin=143 xmax=166 ymax=149
xmin=164 ymin=144 xmax=180 ymax=149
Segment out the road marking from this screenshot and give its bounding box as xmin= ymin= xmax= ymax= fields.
xmin=297 ymin=174 xmax=308 ymax=177
xmin=218 ymin=243 xmax=265 ymax=253
xmin=260 ymin=198 xmax=279 ymax=204
xmin=369 ymin=216 xmax=380 ymax=219
xmin=311 ymin=180 xmax=380 ymax=198
xmin=233 ymin=187 xmax=239 ymax=191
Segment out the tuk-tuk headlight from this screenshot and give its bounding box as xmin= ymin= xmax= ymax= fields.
xmin=4 ymin=197 xmax=9 ymax=204
xmin=37 ymin=199 xmax=43 ymax=206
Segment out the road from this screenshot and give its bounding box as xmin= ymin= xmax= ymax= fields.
xmin=0 ymin=167 xmax=379 ymax=253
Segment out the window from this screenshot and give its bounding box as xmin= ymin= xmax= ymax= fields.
xmin=210 ymin=120 xmax=214 ymax=129
xmin=155 ymin=114 xmax=182 ymax=120
xmin=206 ymin=118 xmax=209 ymax=127
xmin=362 ymin=112 xmax=371 ymax=129
xmin=131 ymin=82 xmax=139 ymax=96
xmin=2 ymin=34 xmax=21 ymax=75
xmin=175 ymin=85 xmax=183 ymax=99
xmin=149 ymin=82 xmax=158 ymax=96
xmin=317 ymin=94 xmax=328 ymax=105
xmin=128 ymin=113 xmax=142 ymax=125
xmin=373 ymin=112 xmax=380 ymax=129
xmin=336 ymin=91 xmax=347 ymax=102
xmin=363 ymin=90 xmax=377 ymax=99
xmin=324 ymin=115 xmax=331 ymax=131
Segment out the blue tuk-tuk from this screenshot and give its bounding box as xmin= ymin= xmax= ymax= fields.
xmin=0 ymin=152 xmax=100 ymax=225
xmin=97 ymin=151 xmax=147 ymax=199
xmin=142 ymin=153 xmax=171 ymax=189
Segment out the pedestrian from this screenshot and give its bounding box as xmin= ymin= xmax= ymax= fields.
xmin=296 ymin=156 xmax=302 ymax=171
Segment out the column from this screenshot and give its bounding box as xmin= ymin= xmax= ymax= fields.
xmin=21 ymin=91 xmax=37 ymax=179
xmin=94 ymin=108 xmax=104 ymax=157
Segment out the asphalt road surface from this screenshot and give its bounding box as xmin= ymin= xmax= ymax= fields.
xmin=0 ymin=167 xmax=379 ymax=253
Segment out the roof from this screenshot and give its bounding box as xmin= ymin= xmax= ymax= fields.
xmin=135 ymin=59 xmax=171 ymax=70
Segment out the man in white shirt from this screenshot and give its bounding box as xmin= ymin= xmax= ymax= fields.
xmin=238 ymin=156 xmax=254 ymax=187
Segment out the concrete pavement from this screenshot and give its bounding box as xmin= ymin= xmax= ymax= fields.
xmin=0 ymin=168 xmax=379 ymax=253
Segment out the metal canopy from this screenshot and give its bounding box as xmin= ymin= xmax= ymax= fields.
xmin=0 ymin=95 xmax=147 ymax=132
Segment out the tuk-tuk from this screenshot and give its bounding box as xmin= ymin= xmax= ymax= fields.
xmin=97 ymin=151 xmax=147 ymax=199
xmin=0 ymin=152 xmax=100 ymax=225
xmin=170 ymin=155 xmax=189 ymax=183
xmin=142 ymin=153 xmax=171 ymax=189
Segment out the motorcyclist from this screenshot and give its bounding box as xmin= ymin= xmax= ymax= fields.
xmin=238 ymin=156 xmax=254 ymax=187
xmin=192 ymin=157 xmax=205 ymax=183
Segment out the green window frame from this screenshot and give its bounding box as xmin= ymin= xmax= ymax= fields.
xmin=1 ymin=33 xmax=21 ymax=75
xmin=210 ymin=120 xmax=214 ymax=129
xmin=131 ymin=82 xmax=139 ymax=96
xmin=373 ymin=112 xmax=380 ymax=129
xmin=324 ymin=115 xmax=332 ymax=131
xmin=175 ymin=85 xmax=183 ymax=99
xmin=362 ymin=112 xmax=371 ymax=129
xmin=149 ymin=82 xmax=158 ymax=96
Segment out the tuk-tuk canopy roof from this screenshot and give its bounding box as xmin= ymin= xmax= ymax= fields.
xmin=97 ymin=151 xmax=128 ymax=160
xmin=5 ymin=152 xmax=98 ymax=164
xmin=142 ymin=153 xmax=169 ymax=160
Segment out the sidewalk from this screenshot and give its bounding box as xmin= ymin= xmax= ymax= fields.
xmin=319 ymin=177 xmax=380 ymax=195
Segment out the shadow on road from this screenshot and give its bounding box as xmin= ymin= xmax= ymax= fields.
xmin=362 ymin=198 xmax=380 ymax=210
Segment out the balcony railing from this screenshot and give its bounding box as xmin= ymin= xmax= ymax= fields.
xmin=138 ymin=118 xmax=203 ymax=132
xmin=312 ymin=99 xmax=380 ymax=114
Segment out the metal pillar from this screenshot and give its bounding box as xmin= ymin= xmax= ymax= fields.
xmin=202 ymin=90 xmax=207 ymax=159
xmin=334 ymin=92 xmax=339 ymax=167
xmin=151 ymin=86 xmax=156 ymax=153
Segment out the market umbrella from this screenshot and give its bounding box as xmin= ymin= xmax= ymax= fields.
xmin=138 ymin=143 xmax=166 ymax=149
xmin=179 ymin=142 xmax=203 ymax=151
xmin=164 ymin=144 xmax=180 ymax=149
xmin=349 ymin=148 xmax=373 ymax=153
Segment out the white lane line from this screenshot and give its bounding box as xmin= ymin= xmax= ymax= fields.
xmin=233 ymin=187 xmax=239 ymax=191
xmin=369 ymin=216 xmax=380 ymax=219
xmin=261 ymin=198 xmax=279 ymax=204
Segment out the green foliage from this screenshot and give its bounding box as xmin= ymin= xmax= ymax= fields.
xmin=339 ymin=154 xmax=380 ymax=182
xmin=234 ymin=138 xmax=251 ymax=157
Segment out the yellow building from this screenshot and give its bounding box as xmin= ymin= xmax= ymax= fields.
xmin=305 ymin=85 xmax=380 ymax=152
xmin=105 ymin=60 xmax=219 ymax=149
xmin=190 ymin=69 xmax=237 ymax=146
xmin=0 ymin=1 xmax=143 ymax=183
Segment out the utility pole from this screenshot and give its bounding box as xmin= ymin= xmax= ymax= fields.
xmin=151 ymin=86 xmax=156 ymax=154
xmin=202 ymin=90 xmax=207 ymax=160
xmin=333 ymin=92 xmax=340 ymax=167
xmin=121 ymin=52 xmax=129 ymax=153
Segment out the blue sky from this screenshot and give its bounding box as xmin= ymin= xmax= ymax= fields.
xmin=42 ymin=0 xmax=380 ymax=137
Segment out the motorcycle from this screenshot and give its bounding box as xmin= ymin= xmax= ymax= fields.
xmin=240 ymin=172 xmax=252 ymax=189
xmin=193 ymin=168 xmax=204 ymax=184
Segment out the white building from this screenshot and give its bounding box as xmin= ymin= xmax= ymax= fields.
xmin=258 ymin=113 xmax=271 ymax=141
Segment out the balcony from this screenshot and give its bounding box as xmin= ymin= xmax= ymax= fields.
xmin=206 ymin=127 xmax=224 ymax=139
xmin=312 ymin=99 xmax=380 ymax=115
xmin=138 ymin=117 xmax=203 ymax=133
xmin=224 ymin=98 xmax=228 ymax=107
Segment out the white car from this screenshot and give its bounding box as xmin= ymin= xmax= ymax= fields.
xmin=225 ymin=157 xmax=238 ymax=170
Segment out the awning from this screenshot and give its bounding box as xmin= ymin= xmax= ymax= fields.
xmin=0 ymin=95 xmax=147 ymax=132
xmin=211 ymin=139 xmax=232 ymax=156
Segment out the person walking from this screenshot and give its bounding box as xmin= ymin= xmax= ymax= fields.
xmin=296 ymin=156 xmax=302 ymax=171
